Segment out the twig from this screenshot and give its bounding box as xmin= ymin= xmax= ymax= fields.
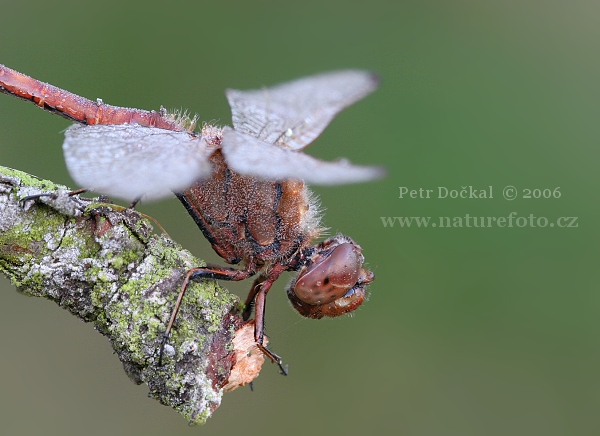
xmin=0 ymin=166 xmax=265 ymax=425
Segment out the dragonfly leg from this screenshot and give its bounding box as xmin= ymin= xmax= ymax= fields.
xmin=158 ymin=264 xmax=255 ymax=366
xmin=19 ymin=188 xmax=89 ymax=207
xmin=246 ymin=264 xmax=289 ymax=375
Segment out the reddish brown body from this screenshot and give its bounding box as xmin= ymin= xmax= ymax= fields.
xmin=0 ymin=63 xmax=379 ymax=372
xmin=174 ymin=151 xmax=373 ymax=367
xmin=0 ymin=65 xmax=180 ymax=129
xmin=181 ymin=151 xmax=313 ymax=267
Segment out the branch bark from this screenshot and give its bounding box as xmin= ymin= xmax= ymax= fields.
xmin=0 ymin=166 xmax=266 ymax=425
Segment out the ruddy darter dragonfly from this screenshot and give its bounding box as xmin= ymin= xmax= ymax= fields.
xmin=0 ymin=64 xmax=384 ymax=371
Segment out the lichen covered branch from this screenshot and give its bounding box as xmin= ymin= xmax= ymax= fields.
xmin=0 ymin=166 xmax=265 ymax=425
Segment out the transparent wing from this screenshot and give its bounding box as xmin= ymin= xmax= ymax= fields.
xmin=226 ymin=70 xmax=379 ymax=150
xmin=220 ymin=127 xmax=385 ymax=185
xmin=63 ymin=124 xmax=213 ymax=202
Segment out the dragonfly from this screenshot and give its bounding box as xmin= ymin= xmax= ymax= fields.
xmin=0 ymin=64 xmax=384 ymax=372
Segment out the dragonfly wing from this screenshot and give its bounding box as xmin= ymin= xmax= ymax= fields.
xmin=226 ymin=70 xmax=379 ymax=150
xmin=63 ymin=124 xmax=213 ymax=202
xmin=220 ymin=127 xmax=385 ymax=185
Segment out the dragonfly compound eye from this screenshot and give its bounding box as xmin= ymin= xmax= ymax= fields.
xmin=293 ymin=242 xmax=361 ymax=305
xmin=287 ymin=237 xmax=375 ymax=319
xmin=287 ymin=283 xmax=368 ymax=319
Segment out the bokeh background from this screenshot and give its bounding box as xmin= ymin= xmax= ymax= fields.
xmin=1 ymin=1 xmax=599 ymax=435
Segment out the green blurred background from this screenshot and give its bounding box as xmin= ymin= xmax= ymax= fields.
xmin=1 ymin=1 xmax=599 ymax=435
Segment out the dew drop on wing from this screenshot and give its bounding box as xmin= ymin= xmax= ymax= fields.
xmin=225 ymin=69 xmax=380 ymax=151
xmin=62 ymin=124 xmax=214 ymax=202
xmin=220 ymin=127 xmax=385 ymax=185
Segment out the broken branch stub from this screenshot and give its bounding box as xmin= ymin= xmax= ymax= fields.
xmin=0 ymin=166 xmax=266 ymax=425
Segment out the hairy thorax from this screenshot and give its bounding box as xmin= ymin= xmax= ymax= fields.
xmin=180 ymin=151 xmax=322 ymax=268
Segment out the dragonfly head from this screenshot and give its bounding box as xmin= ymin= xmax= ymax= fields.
xmin=287 ymin=235 xmax=374 ymax=319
